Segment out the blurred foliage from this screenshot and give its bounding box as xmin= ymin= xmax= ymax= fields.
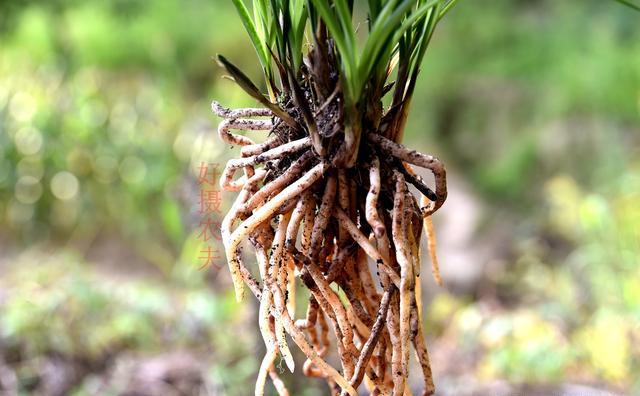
xmin=409 ymin=0 xmax=639 ymax=207
xmin=0 ymin=250 xmax=257 ymax=394
xmin=0 ymin=0 xmax=638 ymax=394
xmin=428 ymin=165 xmax=640 ymax=392
xmin=0 ymin=0 xmax=254 ymax=263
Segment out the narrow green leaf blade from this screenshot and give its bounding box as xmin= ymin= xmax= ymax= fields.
xmin=217 ymin=55 xmax=299 ymax=129
xmin=231 ymin=0 xmax=270 ymax=70
xmin=614 ymin=0 xmax=640 ymax=11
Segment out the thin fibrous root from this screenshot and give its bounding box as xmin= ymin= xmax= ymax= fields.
xmin=366 ymin=156 xmax=386 ymax=238
xmin=285 ymin=192 xmax=311 ymax=252
xmin=211 ymin=100 xmax=272 ymax=119
xmin=367 ymin=133 xmax=447 ymax=215
xmin=256 ymin=237 xmax=278 ymax=396
xmin=241 ymin=135 xmax=283 ymax=157
xmin=343 ymin=285 xmax=395 ymax=395
xmin=267 ymin=261 xmax=358 ymax=396
xmin=308 ymin=174 xmax=337 ymax=260
xmin=224 ymin=162 xmax=329 ymax=301
xmin=296 ymin=252 xmax=359 ymax=378
xmin=218 ymin=118 xmax=273 ymax=146
xmin=221 ymin=169 xmax=266 ymax=296
xmin=421 ymin=196 xmax=442 ymax=286
xmin=270 ymin=212 xmax=295 ymax=372
xmin=242 ymin=150 xmax=314 ymax=214
xmin=398 ymin=161 xmax=437 ymax=202
xmin=333 ymin=207 xmax=401 ymax=288
xmin=268 ymin=365 xmax=290 ymax=396
xmin=220 ymin=138 xmax=311 ymax=191
xmin=410 ymin=299 xmax=435 ymax=396
xmin=392 ymin=171 xmax=413 ymax=395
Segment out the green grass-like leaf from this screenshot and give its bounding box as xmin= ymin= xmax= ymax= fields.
xmin=614 ymin=0 xmax=640 ymax=11
xmin=308 ymin=0 xmax=358 ymax=101
xmin=357 ymin=0 xmax=440 ymax=98
xmin=438 ymin=0 xmax=459 ymax=20
xmin=217 ymin=55 xmax=300 ymax=129
xmin=226 ymin=0 xmax=475 ymax=109
xmin=231 ymin=0 xmax=272 ymax=77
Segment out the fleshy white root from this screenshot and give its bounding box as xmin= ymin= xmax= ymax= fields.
xmin=214 ymin=103 xmax=446 ymax=396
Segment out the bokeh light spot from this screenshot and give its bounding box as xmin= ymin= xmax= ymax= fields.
xmin=7 ymin=199 xmax=34 ymax=226
xmin=17 ymin=156 xmax=44 ymax=180
xmin=15 ymin=176 xmax=42 ymax=204
xmin=9 ymin=91 xmax=37 ymax=122
xmin=119 ymin=156 xmax=147 ymax=184
xmin=14 ymin=127 xmax=43 ymax=156
xmin=51 ymin=171 xmax=80 ymax=200
xmin=93 ymin=154 xmax=118 ymax=184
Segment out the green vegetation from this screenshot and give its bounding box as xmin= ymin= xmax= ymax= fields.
xmin=430 ymin=173 xmax=640 ymax=391
xmin=0 ymin=251 xmax=258 ymax=395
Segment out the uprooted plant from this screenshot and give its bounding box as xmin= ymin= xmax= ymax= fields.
xmin=212 ymin=0 xmax=456 ymax=394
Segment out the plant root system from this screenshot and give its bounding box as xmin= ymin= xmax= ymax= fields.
xmin=213 ymin=93 xmax=447 ymax=395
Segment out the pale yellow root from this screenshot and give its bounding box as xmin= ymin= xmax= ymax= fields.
xmin=225 ymin=162 xmax=328 ymax=301
xmin=301 ymin=193 xmax=315 ymax=254
xmin=256 ymin=248 xmax=278 ymax=396
xmin=333 ymin=207 xmax=401 ymax=288
xmin=359 ymin=243 xmax=381 ymax=308
xmin=367 ymin=133 xmax=447 ymax=216
xmin=269 ymin=212 xmax=295 ymax=372
xmin=387 ymin=293 xmax=404 ymax=395
xmin=221 ymin=170 xmax=267 ymax=298
xmin=302 ymin=258 xmax=358 ymax=378
xmin=217 ymin=118 xmax=272 ymax=146
xmin=285 ymin=194 xmax=309 ymax=251
xmin=391 ymin=173 xmax=413 ymax=394
xmin=268 ymin=267 xmax=358 ymax=395
xmin=411 ymin=305 xmax=435 ymax=396
xmin=345 ymin=300 xmax=372 ymax=340
xmin=343 ymin=286 xmax=394 ymax=396
xmin=420 ymin=195 xmax=442 ymax=287
xmin=242 ymin=151 xmax=314 ymax=213
xmin=365 ymin=156 xmax=386 ymax=237
xmin=268 ymin=366 xmax=290 ymax=396
xmin=286 ymin=256 xmax=296 ymax=317
xmin=317 ymin=308 xmax=330 ymax=357
xmin=255 ymin=334 xmax=277 ymax=396
xmin=407 ymin=212 xmax=423 ymax=322
xmin=220 ymin=137 xmax=311 ymax=191
xmin=211 ymin=101 xmax=272 ymax=119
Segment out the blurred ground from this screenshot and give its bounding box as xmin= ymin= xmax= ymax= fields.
xmin=0 ymin=0 xmax=638 ymax=395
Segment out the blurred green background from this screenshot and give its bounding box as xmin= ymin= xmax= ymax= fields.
xmin=0 ymin=0 xmax=638 ymax=395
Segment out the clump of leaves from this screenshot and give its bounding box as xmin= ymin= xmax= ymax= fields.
xmin=212 ymin=0 xmax=456 ymax=395
xmin=213 ymin=0 xmax=640 ymax=395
